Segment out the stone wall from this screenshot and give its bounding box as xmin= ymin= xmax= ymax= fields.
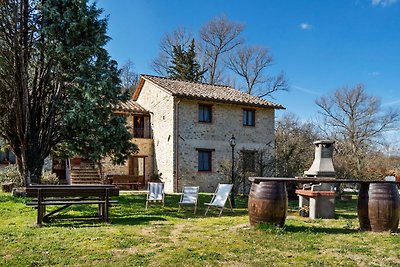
xmin=133 ymin=138 xmax=154 ymax=186
xmin=101 ymin=137 xmax=153 ymax=184
xmin=135 ymin=81 xmax=176 ymax=192
xmin=115 ymin=80 xmax=277 ymax=193
xmin=176 ymin=99 xmax=275 ymax=192
xmin=101 ymin=114 xmax=154 ymax=185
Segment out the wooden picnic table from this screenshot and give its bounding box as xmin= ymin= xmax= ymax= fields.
xmin=26 ymin=184 xmax=119 ymax=227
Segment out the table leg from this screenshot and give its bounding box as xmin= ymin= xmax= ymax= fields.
xmin=105 ymin=189 xmax=110 ymax=223
xmin=98 ymin=199 xmax=104 ymax=218
xmin=37 ymin=189 xmax=43 ymax=227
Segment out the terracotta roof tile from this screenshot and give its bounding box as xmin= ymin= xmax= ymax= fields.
xmin=141 ymin=75 xmax=285 ymax=109
xmin=113 ymin=99 xmax=148 ymax=114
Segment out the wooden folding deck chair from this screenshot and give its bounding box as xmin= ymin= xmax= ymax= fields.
xmin=204 ymin=183 xmax=234 ymax=216
xmin=145 ymin=182 xmax=165 ymax=210
xmin=178 ymin=186 xmax=199 ymax=214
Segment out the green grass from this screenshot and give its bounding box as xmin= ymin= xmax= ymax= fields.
xmin=0 ymin=192 xmax=399 ymax=266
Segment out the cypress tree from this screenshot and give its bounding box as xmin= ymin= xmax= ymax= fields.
xmin=0 ymin=0 xmax=137 ymax=185
xmin=168 ymin=39 xmax=206 ymax=82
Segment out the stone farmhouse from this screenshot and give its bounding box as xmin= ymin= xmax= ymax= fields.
xmin=0 ymin=75 xmax=284 ymax=192
xmin=101 ymin=75 xmax=284 ymax=193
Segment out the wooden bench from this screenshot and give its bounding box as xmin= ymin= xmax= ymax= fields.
xmin=110 ymin=175 xmax=142 ymax=190
xmin=26 ymin=185 xmax=119 ymax=226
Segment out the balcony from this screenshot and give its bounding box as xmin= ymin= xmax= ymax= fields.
xmin=133 ymin=128 xmax=151 ymax=139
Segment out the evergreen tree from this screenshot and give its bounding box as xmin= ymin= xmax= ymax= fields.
xmin=0 ymin=0 xmax=137 ymax=185
xmin=168 ymin=39 xmax=206 ymax=82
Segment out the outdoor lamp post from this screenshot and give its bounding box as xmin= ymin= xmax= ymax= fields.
xmin=229 ymin=134 xmax=236 ymax=208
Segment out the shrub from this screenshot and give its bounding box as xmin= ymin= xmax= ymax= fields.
xmin=0 ymin=165 xmax=23 ymax=187
xmin=41 ymin=170 xmax=59 ymax=185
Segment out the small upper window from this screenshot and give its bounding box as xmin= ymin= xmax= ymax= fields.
xmin=199 ymin=104 xmax=212 ymax=123
xmin=243 ymin=109 xmax=255 ymax=126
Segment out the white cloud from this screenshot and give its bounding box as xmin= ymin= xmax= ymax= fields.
xmin=293 ymin=85 xmax=320 ymax=96
xmin=299 ymin=23 xmax=312 ymax=30
xmin=369 ymin=71 xmax=381 ymax=77
xmin=372 ymin=0 xmax=398 ymax=7
xmin=382 ymin=99 xmax=400 ymax=106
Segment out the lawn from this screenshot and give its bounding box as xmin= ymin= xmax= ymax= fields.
xmin=0 ymin=192 xmax=399 ymax=267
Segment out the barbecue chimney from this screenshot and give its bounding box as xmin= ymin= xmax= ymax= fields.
xmin=304 ymin=140 xmax=336 ymax=177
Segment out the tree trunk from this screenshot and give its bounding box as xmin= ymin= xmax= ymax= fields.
xmin=20 ymin=153 xmax=44 ymax=186
xmin=24 ymin=135 xmax=45 ymax=185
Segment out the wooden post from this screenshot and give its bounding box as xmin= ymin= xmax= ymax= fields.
xmin=37 ymin=189 xmax=43 ymax=227
xmin=98 ymin=196 xmax=103 ymax=218
xmin=105 ymin=188 xmax=110 ymax=223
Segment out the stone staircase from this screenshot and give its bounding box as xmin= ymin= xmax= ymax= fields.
xmin=70 ymin=161 xmax=102 ymax=184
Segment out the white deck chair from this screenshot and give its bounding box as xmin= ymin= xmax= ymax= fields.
xmin=178 ymin=186 xmax=199 ymax=214
xmin=145 ymin=182 xmax=165 ymax=210
xmin=204 ymin=184 xmax=234 ymax=216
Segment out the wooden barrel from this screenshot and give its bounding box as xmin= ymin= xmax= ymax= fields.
xmin=357 ymin=183 xmax=371 ymax=231
xmin=357 ymin=183 xmax=400 ymax=232
xmin=368 ymin=183 xmax=400 ymax=232
xmin=248 ymin=181 xmax=288 ymax=227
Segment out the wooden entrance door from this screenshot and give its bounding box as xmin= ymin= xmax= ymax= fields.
xmin=129 ymin=156 xmax=146 ymax=189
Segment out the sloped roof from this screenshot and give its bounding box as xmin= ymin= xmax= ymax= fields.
xmin=134 ymin=75 xmax=285 ymax=110
xmin=113 ymin=99 xmax=149 ymax=114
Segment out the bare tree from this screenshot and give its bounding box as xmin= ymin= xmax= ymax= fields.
xmin=151 ymin=27 xmax=193 ymax=76
xmin=151 ymin=16 xmax=288 ymax=93
xmin=275 ymin=113 xmax=320 ymax=177
xmin=120 ymin=59 xmax=139 ymax=96
xmin=199 ymin=16 xmax=244 ymax=84
xmin=227 ymin=45 xmax=288 ymax=98
xmin=258 ymin=72 xmax=288 ymax=98
xmin=219 ymin=146 xmax=274 ymax=195
xmin=316 ymin=84 xmax=399 ymax=179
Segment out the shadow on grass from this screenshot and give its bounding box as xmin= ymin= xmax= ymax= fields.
xmin=112 ymin=216 xmax=168 ymax=225
xmin=0 ymin=194 xmax=26 ymax=204
xmin=336 ymin=213 xmax=358 ymax=220
xmin=24 ymin=192 xmax=249 ymax=228
xmin=283 ymin=224 xmax=357 ymax=234
xmin=20 ymin=192 xmax=367 ymax=231
xmin=37 ymin=210 xmax=246 ymax=228
xmin=111 ymin=206 xmax=248 ymax=226
xmin=23 ymin=193 xmax=363 ymax=229
xmin=38 ymin=214 xmax=169 ymax=228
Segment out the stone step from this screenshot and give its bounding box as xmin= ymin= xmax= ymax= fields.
xmin=71 ymin=176 xmax=101 ymax=180
xmin=72 ymin=178 xmax=101 ymax=181
xmin=71 ymin=166 xmax=97 ymax=170
xmin=79 ymin=164 xmax=96 ymax=167
xmin=70 ymin=163 xmax=101 ymax=184
xmin=70 ymin=174 xmax=100 ymax=179
xmin=71 ymin=178 xmax=102 ymax=184
xmin=70 ymin=169 xmax=99 ymax=173
xmin=71 ymin=172 xmax=99 ymax=176
xmin=71 ymin=181 xmax=102 ymax=185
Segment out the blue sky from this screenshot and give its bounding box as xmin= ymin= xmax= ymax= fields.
xmin=95 ymin=0 xmax=400 ymax=122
